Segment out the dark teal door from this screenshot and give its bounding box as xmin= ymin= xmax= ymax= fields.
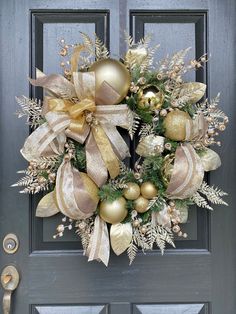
xmin=0 ymin=0 xmax=235 ymax=313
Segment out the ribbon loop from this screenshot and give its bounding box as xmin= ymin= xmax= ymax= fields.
xmin=68 ymin=99 xmax=96 ymax=118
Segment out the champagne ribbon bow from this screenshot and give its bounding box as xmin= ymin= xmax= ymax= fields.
xmin=23 ymin=68 xmax=131 ymax=187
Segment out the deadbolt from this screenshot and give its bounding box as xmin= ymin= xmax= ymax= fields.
xmin=3 ymin=234 xmax=19 ymax=254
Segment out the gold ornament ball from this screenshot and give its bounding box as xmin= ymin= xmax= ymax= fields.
xmin=99 ymin=197 xmax=128 ymax=224
xmin=123 ymin=182 xmax=140 ymax=200
xmin=163 ymin=110 xmax=193 ymax=141
xmin=134 ymin=196 xmax=149 ymax=213
xmin=140 ymin=182 xmax=158 ymax=199
xmin=138 ymin=85 xmax=164 ymax=111
xmin=90 ymin=59 xmax=131 ymax=105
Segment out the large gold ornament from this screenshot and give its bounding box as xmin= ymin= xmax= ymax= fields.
xmin=123 ymin=182 xmax=140 ymax=200
xmin=134 ymin=196 xmax=149 ymax=213
xmin=138 ymin=85 xmax=164 ymax=111
xmin=90 ymin=59 xmax=131 ymax=105
xmin=140 ymin=182 xmax=158 ymax=199
xmin=99 ymin=197 xmax=127 ymax=224
xmin=164 ymin=110 xmax=193 ymax=141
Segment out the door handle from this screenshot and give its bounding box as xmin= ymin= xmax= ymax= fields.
xmin=1 ymin=266 xmax=20 ymax=314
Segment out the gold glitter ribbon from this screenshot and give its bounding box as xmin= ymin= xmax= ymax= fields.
xmin=166 ymin=143 xmax=204 ymax=199
xmin=86 ymin=215 xmax=110 ymax=266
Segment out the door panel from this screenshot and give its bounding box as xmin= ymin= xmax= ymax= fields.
xmin=0 ymin=1 xmax=235 ymax=314
xmin=33 ymin=305 xmax=108 ymax=314
xmin=133 ymin=304 xmax=208 ymax=314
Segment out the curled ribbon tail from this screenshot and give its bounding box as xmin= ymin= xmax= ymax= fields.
xmin=86 ymin=132 xmax=108 ymax=187
xmin=86 ymin=216 xmax=110 ymax=266
xmin=29 ymin=74 xmax=76 ymax=98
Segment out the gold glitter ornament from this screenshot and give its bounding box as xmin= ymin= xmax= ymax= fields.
xmin=99 ymin=197 xmax=128 ymax=224
xmin=123 ymin=182 xmax=140 ymax=200
xmin=90 ymin=59 xmax=131 ymax=105
xmin=136 ymin=135 xmax=165 ymax=157
xmin=138 ymin=85 xmax=164 ymax=111
xmin=140 ymin=182 xmax=158 ymax=199
xmin=134 ymin=196 xmax=149 ymax=213
xmin=163 ymin=110 xmax=193 ymax=141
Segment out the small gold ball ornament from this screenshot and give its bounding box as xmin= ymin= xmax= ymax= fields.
xmin=138 ymin=85 xmax=164 ymax=111
xmin=140 ymin=182 xmax=158 ymax=199
xmin=134 ymin=196 xmax=149 ymax=213
xmin=90 ymin=59 xmax=131 ymax=105
xmin=99 ymin=197 xmax=128 ymax=224
xmin=123 ymin=182 xmax=140 ymax=200
xmin=132 ymin=220 xmax=140 ymax=227
xmin=163 ymin=110 xmax=193 ymax=141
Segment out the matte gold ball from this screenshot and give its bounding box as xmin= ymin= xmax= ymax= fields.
xmin=163 ymin=110 xmax=193 ymax=141
xmin=140 ymin=182 xmax=158 ymax=199
xmin=90 ymin=59 xmax=131 ymax=105
xmin=99 ymin=197 xmax=127 ymax=224
xmin=123 ymin=182 xmax=140 ymax=200
xmin=134 ymin=196 xmax=149 ymax=213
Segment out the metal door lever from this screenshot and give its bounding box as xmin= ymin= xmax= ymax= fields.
xmin=1 ymin=266 xmax=20 ymax=314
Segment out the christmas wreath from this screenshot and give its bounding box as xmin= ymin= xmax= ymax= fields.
xmin=13 ymin=33 xmax=228 ymax=265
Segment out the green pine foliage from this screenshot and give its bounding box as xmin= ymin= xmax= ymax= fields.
xmin=98 ymin=184 xmax=123 ymax=202
xmin=72 ymin=142 xmax=86 ymax=171
xmin=182 ymin=103 xmax=197 ymax=117
xmin=154 ymin=116 xmax=165 ymax=134
xmin=174 ymin=198 xmax=194 ymax=208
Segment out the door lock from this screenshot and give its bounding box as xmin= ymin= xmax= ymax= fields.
xmin=3 ymin=234 xmax=19 ymax=254
xmin=1 ymin=266 xmax=20 ymax=314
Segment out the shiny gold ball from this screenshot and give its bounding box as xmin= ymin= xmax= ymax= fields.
xmin=123 ymin=182 xmax=140 ymax=200
xmin=140 ymin=182 xmax=158 ymax=199
xmin=163 ymin=110 xmax=193 ymax=141
xmin=134 ymin=196 xmax=149 ymax=213
xmin=90 ymin=59 xmax=131 ymax=105
xmin=99 ymin=197 xmax=127 ymax=224
xmin=138 ymin=85 xmax=164 ymax=111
